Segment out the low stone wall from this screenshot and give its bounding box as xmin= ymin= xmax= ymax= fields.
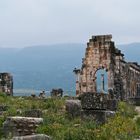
xmin=3 ymin=117 xmax=43 ymax=137
xmin=81 ymin=110 xmax=115 ymax=124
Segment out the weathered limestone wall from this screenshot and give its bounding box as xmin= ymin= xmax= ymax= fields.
xmin=74 ymin=35 xmax=140 ymax=100
xmin=125 ymin=62 xmax=140 ymax=98
xmin=78 ymin=35 xmax=116 ymax=94
xmin=0 ymin=73 xmax=13 ymax=95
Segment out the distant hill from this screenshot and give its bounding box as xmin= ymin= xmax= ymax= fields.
xmin=0 ymin=43 xmax=139 ymax=95
xmin=117 ymin=43 xmax=140 ymax=62
xmin=0 ymin=44 xmax=85 ymax=93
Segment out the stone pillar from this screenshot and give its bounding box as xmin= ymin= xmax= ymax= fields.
xmin=101 ymin=74 xmax=105 ymax=92
xmin=73 ymin=68 xmax=81 ymax=96
xmin=81 ymin=68 xmax=87 ymax=93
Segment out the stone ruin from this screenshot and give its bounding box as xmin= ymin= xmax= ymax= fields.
xmin=70 ymin=35 xmax=140 ymax=123
xmin=39 ymin=90 xmax=46 ymax=98
xmin=2 ymin=116 xmax=51 ymax=140
xmin=66 ymin=92 xmax=117 ymax=124
xmin=80 ymin=92 xmax=117 ymax=123
xmin=0 ymin=72 xmax=13 ymax=96
xmin=3 ymin=117 xmax=43 ymax=136
xmin=74 ymin=35 xmax=140 ymax=101
xmin=51 ymin=88 xmax=63 ymax=97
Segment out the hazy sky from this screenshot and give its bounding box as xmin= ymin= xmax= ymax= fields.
xmin=0 ymin=0 xmax=140 ymax=48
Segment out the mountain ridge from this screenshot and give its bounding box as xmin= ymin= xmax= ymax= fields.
xmin=0 ymin=43 xmax=139 ymax=94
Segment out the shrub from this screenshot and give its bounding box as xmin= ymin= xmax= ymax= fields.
xmin=0 ymin=94 xmax=139 ymax=140
xmin=117 ymin=101 xmax=137 ymax=118
xmin=98 ymin=115 xmax=138 ymax=140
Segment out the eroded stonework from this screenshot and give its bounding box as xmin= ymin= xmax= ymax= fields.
xmin=74 ymin=35 xmax=140 ymax=100
xmin=0 ymin=73 xmax=13 ymax=95
xmin=3 ymin=117 xmax=43 ymax=137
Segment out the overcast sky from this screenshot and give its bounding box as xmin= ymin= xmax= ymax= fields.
xmin=0 ymin=0 xmax=140 ymax=48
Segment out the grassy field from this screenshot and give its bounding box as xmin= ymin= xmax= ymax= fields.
xmin=0 ymin=93 xmax=140 ymax=140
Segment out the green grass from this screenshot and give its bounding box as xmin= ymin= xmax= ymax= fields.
xmin=0 ymin=92 xmax=140 ymax=139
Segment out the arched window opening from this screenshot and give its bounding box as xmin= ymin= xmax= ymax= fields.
xmin=96 ymin=69 xmax=108 ymax=93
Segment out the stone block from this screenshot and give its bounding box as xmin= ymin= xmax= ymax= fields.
xmin=81 ymin=92 xmax=108 ymax=110
xmin=65 ymin=100 xmax=81 ymax=118
xmin=3 ymin=117 xmax=43 ymax=137
xmin=12 ymin=134 xmax=51 ymax=140
xmin=81 ymin=110 xmax=115 ymax=124
xmin=51 ymin=88 xmax=63 ymax=97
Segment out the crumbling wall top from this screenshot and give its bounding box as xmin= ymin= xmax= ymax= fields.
xmin=115 ymin=48 xmax=124 ymax=56
xmin=91 ymin=34 xmax=112 ymax=42
xmin=0 ymin=73 xmax=12 ymax=76
xmin=128 ymin=62 xmax=140 ymax=72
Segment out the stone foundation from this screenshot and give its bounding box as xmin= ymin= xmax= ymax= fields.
xmin=81 ymin=110 xmax=115 ymax=124
xmin=80 ymin=92 xmax=116 ymax=123
xmin=3 ymin=117 xmax=43 ymax=137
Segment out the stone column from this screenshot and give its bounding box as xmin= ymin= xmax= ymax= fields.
xmin=73 ymin=68 xmax=81 ymax=96
xmin=101 ymin=74 xmax=105 ymax=92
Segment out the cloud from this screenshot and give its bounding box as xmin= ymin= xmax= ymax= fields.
xmin=0 ymin=0 xmax=140 ymax=47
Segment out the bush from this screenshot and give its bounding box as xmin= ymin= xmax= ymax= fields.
xmin=98 ymin=115 xmax=138 ymax=140
xmin=0 ymin=94 xmax=140 ymax=140
xmin=117 ymin=101 xmax=137 ymax=118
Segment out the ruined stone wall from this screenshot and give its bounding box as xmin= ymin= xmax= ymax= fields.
xmin=125 ymin=63 xmax=140 ymax=98
xmin=115 ymin=61 xmax=140 ymax=100
xmin=74 ymin=35 xmax=140 ymax=100
xmin=3 ymin=117 xmax=43 ymax=137
xmin=80 ymin=35 xmax=116 ymax=93
xmin=0 ymin=73 xmax=13 ymax=96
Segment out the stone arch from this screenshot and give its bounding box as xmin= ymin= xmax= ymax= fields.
xmin=95 ymin=67 xmax=108 ymax=93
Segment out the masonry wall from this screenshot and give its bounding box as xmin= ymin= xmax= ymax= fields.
xmin=0 ymin=73 xmax=13 ymax=96
xmin=74 ymin=35 xmax=140 ymax=100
